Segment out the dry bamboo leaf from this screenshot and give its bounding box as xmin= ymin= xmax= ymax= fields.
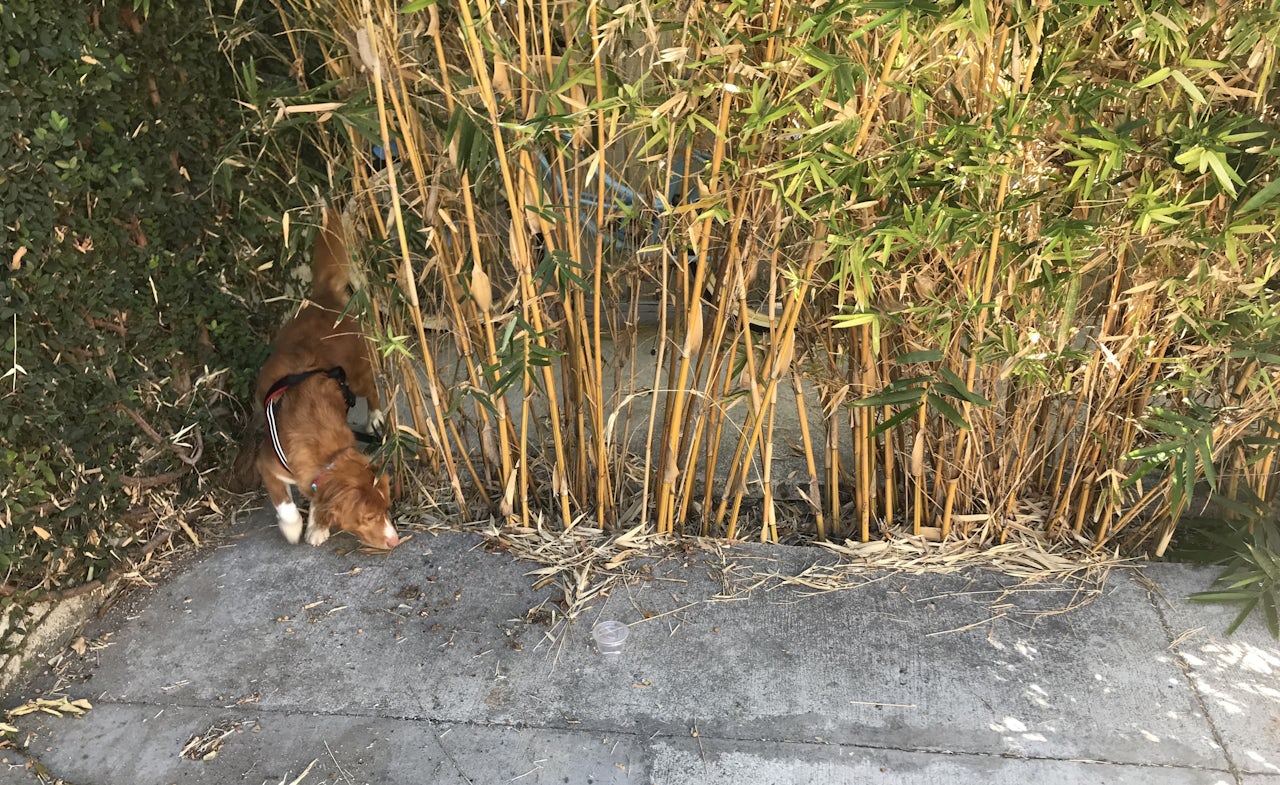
xmin=181 ymin=720 xmax=241 ymax=761
xmin=612 ymin=523 xmax=648 ymax=548
xmin=604 ymin=549 xmax=642 ymax=569
xmin=354 ymin=27 xmax=377 ymax=74
xmin=178 ymin=517 xmax=201 ymax=547
xmin=9 ymin=246 xmax=25 ymax=271
xmin=663 ymin=446 xmax=680 ymax=484
xmin=470 ymin=264 xmax=493 ymax=313
xmin=772 ymin=336 xmax=795 ymax=379
xmin=280 ymin=102 xmax=344 ymax=116
xmin=682 ymin=305 xmax=703 ymax=356
xmin=491 ymin=52 xmax=511 ymax=97
xmin=481 ymin=421 xmax=499 ymax=467
xmin=651 ymin=92 xmax=686 ymax=118
xmin=7 ymin=697 xmax=92 ymax=718
xmin=525 ymin=565 xmax=564 ymax=577
xmin=499 ymin=468 xmax=517 ymax=519
xmin=286 ymin=759 xmax=320 ymax=785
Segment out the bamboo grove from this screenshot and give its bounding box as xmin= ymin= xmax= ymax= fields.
xmin=216 ymin=0 xmax=1280 ymax=555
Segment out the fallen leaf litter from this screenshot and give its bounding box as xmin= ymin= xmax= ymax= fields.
xmin=400 ymin=508 xmax=1125 ymax=645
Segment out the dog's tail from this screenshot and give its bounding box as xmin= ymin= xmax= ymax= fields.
xmin=311 ymin=205 xmax=354 ymax=311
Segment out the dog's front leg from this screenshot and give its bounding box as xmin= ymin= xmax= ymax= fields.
xmin=258 ymin=451 xmax=303 ymax=544
xmin=268 ymin=479 xmax=304 ymax=543
xmin=304 ymin=505 xmax=332 ymax=546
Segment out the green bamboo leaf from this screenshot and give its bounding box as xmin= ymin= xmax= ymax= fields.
xmin=1169 ymin=69 xmax=1206 ymax=105
xmin=1174 ymin=147 xmax=1202 ymax=169
xmin=462 ymin=386 xmax=499 ymax=418
xmin=1225 ymin=597 xmax=1260 ymax=636
xmin=1182 ymin=58 xmax=1226 ymax=69
xmin=1180 ymin=454 xmax=1196 ymax=510
xmin=1121 ymin=462 xmax=1160 ymax=488
xmin=927 ymin=392 xmax=970 ymax=430
xmin=871 ymin=403 xmax=924 ymax=437
xmin=1147 ymin=412 xmax=1197 ymax=435
xmin=1226 ymin=349 xmax=1280 ymax=365
xmin=1135 ymin=66 xmax=1172 ymax=88
xmin=1239 ymin=178 xmax=1280 ymax=213
xmin=1263 ymin=591 xmax=1279 ymax=638
xmin=1189 ymin=590 xmax=1259 ymax=603
xmin=851 ymin=7 xmax=903 ymax=37
xmin=1247 ymin=545 xmax=1280 ymax=581
xmin=937 ymin=366 xmax=992 ymax=407
xmin=1219 ymin=572 xmax=1265 ymax=591
xmin=894 ymin=349 xmax=943 ymax=364
xmin=400 ymin=0 xmax=436 ymax=10
xmin=830 ymin=312 xmax=878 ymax=329
xmin=1209 ymin=495 xmax=1267 ymax=520
xmin=1221 ymin=130 xmax=1267 ymax=144
xmin=1196 ymin=430 xmax=1217 ymax=490
xmin=887 ymin=376 xmax=934 ymax=388
xmin=969 ymin=0 xmax=989 ymax=39
xmin=1204 ymin=151 xmax=1240 ymax=197
xmin=1227 ymin=223 xmax=1271 ymax=235
xmin=854 ymin=386 xmax=927 ymax=407
xmin=1125 ymin=441 xmax=1179 ymax=461
xmin=1077 ymin=136 xmax=1119 ymax=151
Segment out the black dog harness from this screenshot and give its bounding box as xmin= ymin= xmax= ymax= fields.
xmin=263 ymin=367 xmax=356 ymax=473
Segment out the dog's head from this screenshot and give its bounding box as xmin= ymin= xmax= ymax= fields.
xmin=313 ymin=454 xmax=398 ymax=549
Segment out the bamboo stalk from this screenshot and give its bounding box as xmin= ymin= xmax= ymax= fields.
xmin=859 ymin=323 xmax=875 ymax=542
xmin=762 ymin=392 xmax=778 ymax=543
xmin=587 ymin=0 xmax=614 ymax=529
xmin=881 ymin=351 xmax=894 ymax=533
xmin=828 ymin=398 xmax=843 ymax=539
xmin=720 ymin=233 xmax=827 ymax=535
xmin=913 ymin=404 xmax=926 ymax=535
xmin=517 ymin=159 xmax=575 ymax=527
xmin=362 ymin=12 xmax=480 ymax=517
xmin=791 ymin=370 xmax=825 ymax=540
xmin=656 ymin=85 xmax=735 ymax=534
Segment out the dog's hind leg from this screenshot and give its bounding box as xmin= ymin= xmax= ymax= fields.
xmin=348 ymin=340 xmax=385 ymax=432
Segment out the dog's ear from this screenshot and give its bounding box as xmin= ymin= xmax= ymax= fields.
xmin=376 ymin=471 xmax=395 ymax=503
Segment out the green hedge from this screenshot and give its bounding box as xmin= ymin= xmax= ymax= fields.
xmin=0 ymin=0 xmax=288 ymax=619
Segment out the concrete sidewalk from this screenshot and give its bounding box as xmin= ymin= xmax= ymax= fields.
xmin=2 ymin=510 xmax=1279 ymax=785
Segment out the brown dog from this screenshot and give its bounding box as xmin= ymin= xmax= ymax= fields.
xmin=254 ymin=207 xmax=398 ymax=550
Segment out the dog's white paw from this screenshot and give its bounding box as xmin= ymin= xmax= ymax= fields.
xmin=305 ymin=524 xmax=331 ymax=546
xmin=368 ymin=408 xmax=386 ymax=433
xmin=276 ymin=502 xmax=303 ymax=544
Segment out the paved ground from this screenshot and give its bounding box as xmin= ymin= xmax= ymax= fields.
xmin=2 ymin=509 xmax=1279 ymax=784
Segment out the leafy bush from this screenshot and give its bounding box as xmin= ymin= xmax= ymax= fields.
xmin=1175 ymin=494 xmax=1280 ymax=637
xmin=0 ymin=0 xmax=283 ymax=622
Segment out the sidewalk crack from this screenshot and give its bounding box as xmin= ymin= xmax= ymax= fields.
xmin=1137 ymin=567 xmax=1243 ymax=785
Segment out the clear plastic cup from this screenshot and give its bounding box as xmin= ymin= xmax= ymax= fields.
xmin=591 ymin=620 xmax=629 ymax=658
